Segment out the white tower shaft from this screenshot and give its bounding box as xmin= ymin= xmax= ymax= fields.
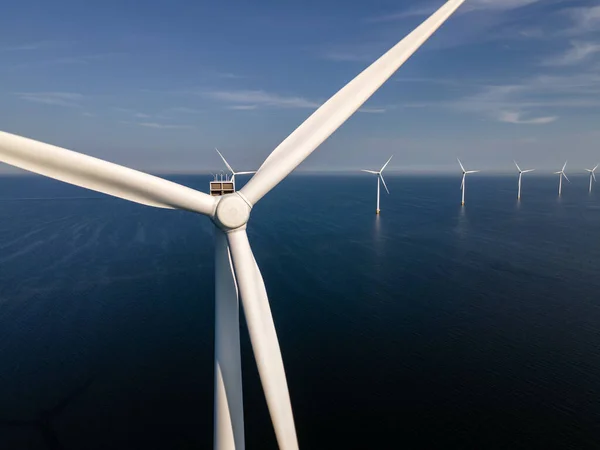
xmin=376 ymin=176 xmax=380 ymax=214
xmin=559 ymin=174 xmax=562 ymax=196
xmin=214 ymin=230 xmax=245 ymax=450
xmin=518 ymin=173 xmax=522 ymax=200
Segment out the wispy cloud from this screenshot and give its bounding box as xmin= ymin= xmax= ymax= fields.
xmin=122 ymin=121 xmax=195 ymax=130
xmin=319 ymin=42 xmax=387 ymax=63
xmin=542 ymin=41 xmax=600 ymax=66
xmin=409 ymin=71 xmax=600 ymax=124
xmin=206 ymin=89 xmax=320 ymax=109
xmin=227 ymin=105 xmax=259 ymax=110
xmin=205 ymin=88 xmax=387 ymax=114
xmin=359 ymin=107 xmax=387 ymax=114
xmin=13 ymin=92 xmax=84 ymax=108
xmin=8 ymin=53 xmax=126 ymax=70
xmin=368 ymin=0 xmax=546 ymax=23
xmin=498 ymin=111 xmax=558 ymax=124
xmin=162 ymin=107 xmax=202 ymax=115
xmin=566 ymin=5 xmax=600 ymax=32
xmin=0 ymin=40 xmax=65 ymax=52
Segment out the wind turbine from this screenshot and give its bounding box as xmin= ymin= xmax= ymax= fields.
xmin=361 ymin=155 xmax=393 ymax=214
xmin=0 ymin=1 xmax=466 ymax=449
xmin=458 ymin=158 xmax=480 ymax=206
xmin=514 ymin=160 xmax=534 ymax=200
xmin=215 ymin=148 xmax=256 ymax=190
xmin=585 ymin=164 xmax=598 ymax=193
xmin=555 ymin=161 xmax=569 ymax=196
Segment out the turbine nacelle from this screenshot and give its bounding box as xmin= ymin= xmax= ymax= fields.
xmin=213 ymin=193 xmax=252 ymax=231
xmin=585 ymin=164 xmax=598 ymax=181
xmin=555 ymin=161 xmax=570 ymax=182
xmin=514 ymin=160 xmax=534 ymax=174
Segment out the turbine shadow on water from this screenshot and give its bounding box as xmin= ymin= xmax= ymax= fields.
xmin=0 ymin=378 xmax=94 ymax=450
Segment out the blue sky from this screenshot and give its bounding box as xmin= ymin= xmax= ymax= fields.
xmin=1 ymin=0 xmax=599 ymax=174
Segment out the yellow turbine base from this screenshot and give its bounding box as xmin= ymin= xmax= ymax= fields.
xmin=376 ymin=209 xmax=380 ymax=214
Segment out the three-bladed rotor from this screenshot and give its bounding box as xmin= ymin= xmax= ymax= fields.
xmin=0 ymin=1 xmax=467 ymax=448
xmin=361 ymin=155 xmax=393 ymax=194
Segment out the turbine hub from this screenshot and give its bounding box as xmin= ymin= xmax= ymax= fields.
xmin=214 ymin=193 xmax=251 ymax=230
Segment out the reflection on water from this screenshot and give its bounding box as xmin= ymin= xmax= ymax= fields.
xmin=454 ymin=205 xmax=469 ymax=239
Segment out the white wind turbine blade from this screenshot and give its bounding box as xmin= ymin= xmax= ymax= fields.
xmin=380 ymin=155 xmax=393 ymax=173
xmin=361 ymin=169 xmax=379 ymax=174
xmin=457 ymin=158 xmax=466 ymax=173
xmin=227 ymin=229 xmax=298 ymax=450
xmin=460 ymin=174 xmax=464 ymax=190
xmin=594 ymin=172 xmax=597 ymax=182
xmin=0 ymin=131 xmax=215 ymax=215
xmin=522 ymin=169 xmax=535 ymax=173
xmin=562 ymin=161 xmax=568 ymax=172
xmin=466 ymin=170 xmax=480 ymax=174
xmin=562 ymin=172 xmax=571 ymax=183
xmin=594 ymin=164 xmax=599 ymax=172
xmin=240 ymin=0 xmax=466 ymax=205
xmin=379 ymin=173 xmax=390 ymax=194
xmin=514 ymin=160 xmax=521 ymax=172
xmin=234 ymin=171 xmax=257 ymax=176
xmin=216 ymin=148 xmax=235 ymax=174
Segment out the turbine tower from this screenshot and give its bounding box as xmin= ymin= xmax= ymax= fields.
xmin=458 ymin=158 xmax=480 ymax=206
xmin=215 ymin=148 xmax=256 ymax=191
xmin=361 ymin=155 xmax=393 ymax=214
xmin=585 ymin=164 xmax=598 ymax=193
xmin=514 ymin=160 xmax=534 ymax=200
xmin=0 ymin=1 xmax=466 ymax=449
xmin=555 ymin=161 xmax=569 ymax=196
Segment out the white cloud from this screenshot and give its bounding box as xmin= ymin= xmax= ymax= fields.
xmin=207 ymin=88 xmax=387 ymax=114
xmin=8 ymin=53 xmax=126 ymax=71
xmin=359 ymin=107 xmax=387 ymax=114
xmin=567 ymin=6 xmax=600 ymax=32
xmin=542 ymin=41 xmax=600 ymax=66
xmin=227 ymin=105 xmax=259 ymax=110
xmin=206 ymin=89 xmax=320 ymax=109
xmin=498 ymin=111 xmax=558 ymax=124
xmin=368 ymin=0 xmax=546 ymax=23
xmin=0 ymin=41 xmax=64 ymax=52
xmin=14 ymin=92 xmax=84 ymax=107
xmin=122 ymin=121 xmax=195 ymax=130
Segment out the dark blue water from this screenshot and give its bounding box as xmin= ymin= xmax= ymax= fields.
xmin=1 ymin=174 xmax=600 ymax=449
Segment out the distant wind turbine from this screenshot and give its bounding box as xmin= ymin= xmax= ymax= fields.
xmin=215 ymin=148 xmax=256 ymax=190
xmin=361 ymin=155 xmax=393 ymax=214
xmin=458 ymin=158 xmax=479 ymax=205
xmin=585 ymin=164 xmax=598 ymax=193
xmin=555 ymin=161 xmax=569 ymax=196
xmin=514 ymin=160 xmax=534 ymax=200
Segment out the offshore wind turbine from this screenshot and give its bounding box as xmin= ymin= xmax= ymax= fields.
xmin=458 ymin=158 xmax=480 ymax=206
xmin=215 ymin=148 xmax=256 ymax=190
xmin=585 ymin=164 xmax=598 ymax=193
xmin=0 ymin=1 xmax=466 ymax=449
xmin=361 ymin=155 xmax=392 ymax=214
xmin=514 ymin=160 xmax=534 ymax=200
xmin=555 ymin=161 xmax=570 ymax=196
